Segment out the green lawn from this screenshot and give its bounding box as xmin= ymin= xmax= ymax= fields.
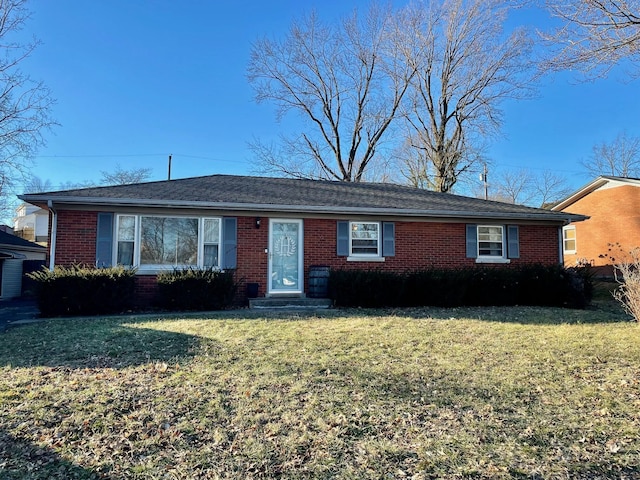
xmin=0 ymin=303 xmax=638 ymax=479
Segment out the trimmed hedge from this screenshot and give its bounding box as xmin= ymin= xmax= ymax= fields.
xmin=156 ymin=268 xmax=237 ymax=311
xmin=27 ymin=265 xmax=137 ymax=317
xmin=329 ymin=264 xmax=593 ymax=309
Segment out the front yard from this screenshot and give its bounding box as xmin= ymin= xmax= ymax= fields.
xmin=0 ymin=304 xmax=638 ymax=479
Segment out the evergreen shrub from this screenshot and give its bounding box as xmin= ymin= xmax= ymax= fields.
xmin=27 ymin=265 xmax=137 ymax=317
xmin=156 ymin=267 xmax=237 ymax=311
xmin=329 ymin=264 xmax=593 ymax=309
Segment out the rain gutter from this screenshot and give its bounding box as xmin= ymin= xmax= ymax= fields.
xmin=47 ymin=200 xmax=57 ymax=271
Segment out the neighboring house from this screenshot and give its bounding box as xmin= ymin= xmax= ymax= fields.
xmin=0 ymin=230 xmax=47 ymax=300
xmin=552 ymin=175 xmax=640 ymax=275
xmin=19 ymin=174 xmax=585 ymax=305
xmin=13 ymin=203 xmax=49 ymax=245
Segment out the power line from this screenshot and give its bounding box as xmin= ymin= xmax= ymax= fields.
xmin=33 ymin=152 xmax=251 ymax=164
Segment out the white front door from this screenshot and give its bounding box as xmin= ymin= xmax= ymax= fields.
xmin=268 ymin=219 xmax=303 ymax=295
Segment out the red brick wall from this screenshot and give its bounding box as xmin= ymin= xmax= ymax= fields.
xmin=51 ymin=209 xmax=562 ymax=305
xmin=54 ymin=210 xmax=99 ymax=266
xmin=518 ymin=224 xmax=561 ymax=265
xmin=562 ymin=185 xmax=640 ymax=272
xmin=135 ymin=275 xmax=159 ymax=307
xmin=234 ymin=216 xmax=270 ymax=298
xmin=303 ymin=220 xmax=558 ymax=274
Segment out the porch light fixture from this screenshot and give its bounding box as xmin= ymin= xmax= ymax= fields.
xmin=255 ymin=217 xmax=261 ymax=229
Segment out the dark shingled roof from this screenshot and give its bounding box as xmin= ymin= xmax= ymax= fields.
xmin=0 ymin=230 xmax=46 ymax=250
xmin=20 ymin=174 xmax=585 ymax=223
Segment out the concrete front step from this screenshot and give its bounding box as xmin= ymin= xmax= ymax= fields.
xmin=249 ymin=297 xmax=332 ymax=309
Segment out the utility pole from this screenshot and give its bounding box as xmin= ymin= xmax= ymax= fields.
xmin=480 ymin=163 xmax=488 ymax=200
xmin=168 ymin=154 xmax=172 ymax=181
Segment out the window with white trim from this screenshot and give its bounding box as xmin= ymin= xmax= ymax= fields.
xmin=202 ymin=218 xmax=220 ymax=267
xmin=477 ymin=225 xmax=504 ymax=258
xmin=116 ymin=215 xmax=221 ymax=270
xmin=117 ymin=215 xmax=136 ymax=266
xmin=562 ymin=225 xmax=576 ymax=254
xmin=350 ymin=222 xmax=380 ymax=256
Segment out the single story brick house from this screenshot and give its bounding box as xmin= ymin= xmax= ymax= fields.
xmin=20 ymin=174 xmax=586 ymax=305
xmin=552 ymin=175 xmax=640 ymax=276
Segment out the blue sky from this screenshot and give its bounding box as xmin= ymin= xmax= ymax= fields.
xmin=15 ymin=0 xmax=640 ymax=195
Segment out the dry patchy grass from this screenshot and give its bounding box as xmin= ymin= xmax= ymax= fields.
xmin=0 ymin=305 xmax=638 ymax=479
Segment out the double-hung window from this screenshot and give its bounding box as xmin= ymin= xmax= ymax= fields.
xmin=115 ymin=215 xmax=221 ymax=270
xmin=477 ymin=225 xmax=505 ymax=259
xmin=117 ymin=215 xmax=136 ymax=266
xmin=562 ymin=226 xmax=576 ymax=254
xmin=467 ymin=224 xmax=518 ymax=263
xmin=337 ymin=220 xmax=394 ymax=261
xmin=350 ymin=222 xmax=380 ymax=256
xmin=202 ymin=218 xmax=220 ymax=267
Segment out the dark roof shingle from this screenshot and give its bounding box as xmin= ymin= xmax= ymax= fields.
xmin=20 ymin=174 xmax=585 ymax=222
xmin=0 ymin=230 xmax=46 ymax=249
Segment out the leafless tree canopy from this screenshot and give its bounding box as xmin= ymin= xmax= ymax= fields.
xmin=249 ymin=1 xmax=537 ymax=189
xmin=478 ymin=168 xmax=572 ymax=207
xmin=22 ymin=175 xmax=52 ymax=193
xmin=395 ymin=135 xmax=435 ymax=189
xmin=543 ymin=0 xmax=640 ymax=76
xmin=100 ymin=164 xmax=152 ymax=185
xmin=492 ymin=168 xmax=539 ymax=205
xmin=582 ymin=131 xmax=640 ymax=177
xmin=534 ymin=169 xmax=574 ymax=207
xmin=248 ymin=5 xmax=419 ymax=182
xmin=0 ymin=0 xmax=55 ymax=219
xmin=0 ymin=0 xmax=55 ymax=173
xmin=403 ymin=0 xmax=535 ymax=192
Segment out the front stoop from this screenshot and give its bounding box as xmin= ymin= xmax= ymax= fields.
xmin=249 ymin=297 xmax=332 ymax=309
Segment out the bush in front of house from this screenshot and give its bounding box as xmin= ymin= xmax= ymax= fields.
xmin=602 ymin=245 xmax=640 ymax=322
xmin=155 ymin=267 xmax=237 ymax=311
xmin=27 ymin=265 xmax=137 ymax=317
xmin=329 ymin=264 xmax=593 ymax=309
xmin=327 ymin=269 xmax=404 ymax=308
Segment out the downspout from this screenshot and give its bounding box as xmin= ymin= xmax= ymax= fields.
xmin=47 ymin=200 xmax=57 ymax=271
xmin=558 ymin=225 xmax=565 ymax=266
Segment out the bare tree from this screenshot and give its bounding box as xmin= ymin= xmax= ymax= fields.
xmin=0 ymin=171 xmax=13 ymax=220
xmin=533 ymin=169 xmax=574 ymax=207
xmin=543 ymin=0 xmax=640 ymax=77
xmin=0 ymin=0 xmax=55 ymax=219
xmin=57 ymin=180 xmax=95 ymax=190
xmin=100 ymin=164 xmax=152 ymax=185
xmin=0 ymin=1 xmax=55 ymax=162
xmin=23 ymin=175 xmax=52 ymax=193
xmin=394 ymin=133 xmax=443 ymax=189
xmin=404 ymin=0 xmax=535 ymax=192
xmin=582 ymin=131 xmax=640 ymax=177
xmin=492 ymin=168 xmax=538 ymax=205
xmin=476 ymin=168 xmax=572 ymax=207
xmin=247 ymin=4 xmax=420 ymax=182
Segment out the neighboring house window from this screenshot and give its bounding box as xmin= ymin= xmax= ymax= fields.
xmin=350 ymin=222 xmax=380 ymax=256
xmin=477 ymin=225 xmax=504 ymax=258
xmin=563 ymin=226 xmax=576 ymax=254
xmin=115 ymin=215 xmax=221 ymax=270
xmin=466 ymin=224 xmax=519 ymax=263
